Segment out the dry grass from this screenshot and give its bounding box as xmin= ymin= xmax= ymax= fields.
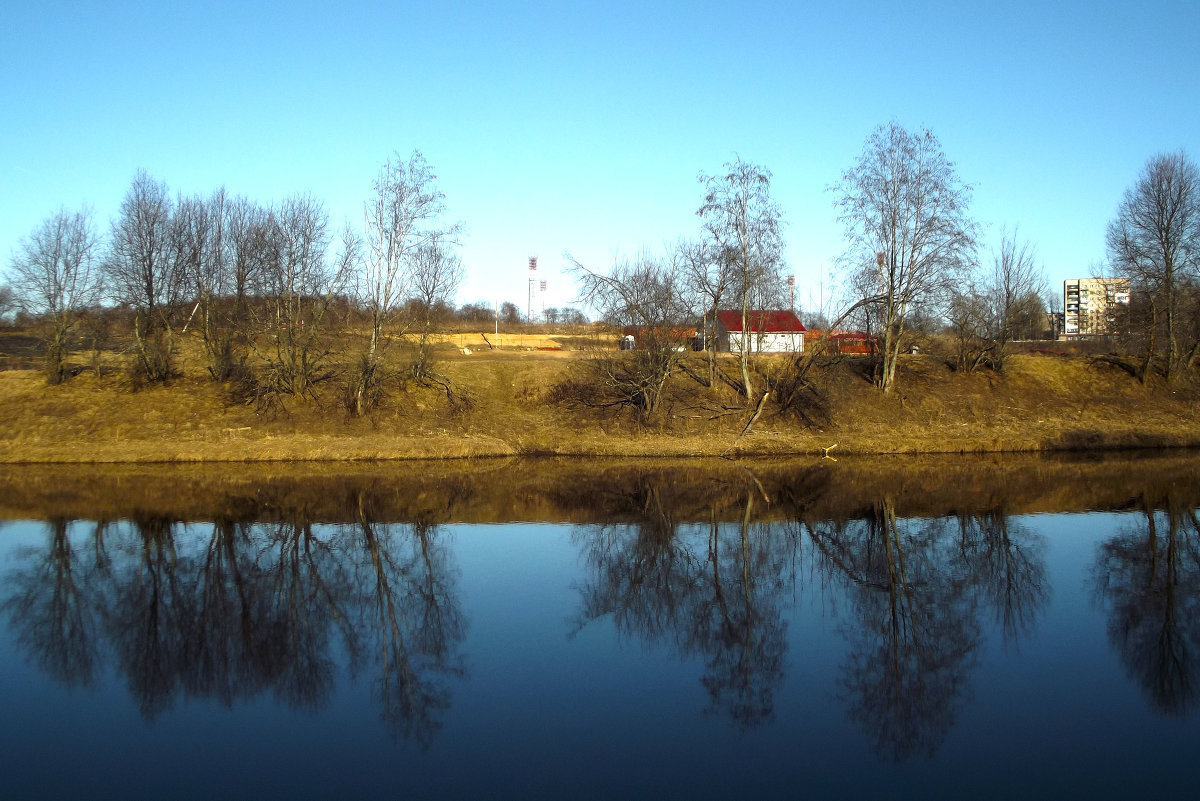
xmin=429 ymin=330 xmax=617 ymax=351
xmin=1 ymin=330 xmax=1199 ymax=463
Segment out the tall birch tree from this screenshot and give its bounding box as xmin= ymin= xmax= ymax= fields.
xmin=834 ymin=123 xmax=978 ymax=393
xmin=698 ymin=158 xmax=784 ymax=402
xmin=353 ymin=151 xmax=460 ymax=414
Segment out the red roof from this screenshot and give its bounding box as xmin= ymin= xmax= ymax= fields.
xmin=715 ymin=310 xmax=806 ymax=333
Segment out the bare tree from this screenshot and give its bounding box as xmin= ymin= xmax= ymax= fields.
xmin=499 ymin=301 xmax=521 ymax=326
xmin=409 ymin=235 xmax=464 ymax=383
xmin=362 ymin=153 xmax=459 ymax=356
xmin=946 ymin=287 xmax=992 ymax=373
xmin=105 ymin=171 xmax=186 ymax=381
xmin=9 ymin=207 xmax=103 ymax=382
xmin=223 ymin=196 xmax=273 ymax=311
xmin=1181 ymin=278 xmax=1200 ymax=368
xmin=251 ymin=196 xmax=357 ymax=401
xmin=770 ymin=289 xmax=886 ymax=427
xmin=349 ymin=152 xmax=461 ymax=414
xmin=559 ymin=307 xmax=588 ymax=325
xmin=565 ymin=250 xmax=694 ymax=419
xmin=175 ymin=189 xmax=235 ymax=379
xmin=180 ymin=193 xmax=277 ymax=384
xmin=698 ymin=158 xmax=785 ymax=401
xmin=1106 ymin=151 xmax=1200 ymax=382
xmin=1040 ymin=284 xmax=1072 ymax=341
xmin=681 ymin=238 xmax=732 ymax=385
xmin=834 ymin=122 xmax=978 ymax=393
xmin=985 ymin=229 xmax=1046 ymax=370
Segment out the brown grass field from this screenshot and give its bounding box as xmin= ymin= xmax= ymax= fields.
xmin=0 ymin=327 xmax=1198 ymax=463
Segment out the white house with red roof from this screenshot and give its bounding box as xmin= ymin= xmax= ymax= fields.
xmin=714 ymin=310 xmax=806 ymax=353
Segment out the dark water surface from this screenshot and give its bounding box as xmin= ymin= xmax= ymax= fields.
xmin=2 ymin=455 xmax=1199 ymax=800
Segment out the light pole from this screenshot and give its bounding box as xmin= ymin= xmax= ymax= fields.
xmin=527 ymin=256 xmax=537 ymax=322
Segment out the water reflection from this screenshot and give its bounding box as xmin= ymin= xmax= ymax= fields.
xmin=2 ymin=502 xmax=466 ymax=746
xmin=3 ymin=454 xmax=1200 ymax=765
xmin=351 ymin=498 xmax=466 ymax=743
xmin=957 ymin=510 xmax=1048 ymax=647
xmin=810 ymin=502 xmax=1048 ymax=759
xmin=1094 ymin=493 xmax=1200 ymax=716
xmin=572 ymin=482 xmax=795 ymax=728
xmin=3 ymin=518 xmax=103 ymax=688
xmin=572 ymin=476 xmax=1055 ymax=758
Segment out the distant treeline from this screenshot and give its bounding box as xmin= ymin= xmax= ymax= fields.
xmin=0 ymin=152 xmax=587 ymax=414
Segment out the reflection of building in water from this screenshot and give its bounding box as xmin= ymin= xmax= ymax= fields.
xmin=1063 ymin=277 xmax=1129 ymax=337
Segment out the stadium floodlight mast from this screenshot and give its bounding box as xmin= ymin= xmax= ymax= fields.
xmin=527 ymin=256 xmax=537 ymax=321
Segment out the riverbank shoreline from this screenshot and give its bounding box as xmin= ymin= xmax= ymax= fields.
xmin=4 ymin=450 xmax=1200 ymax=529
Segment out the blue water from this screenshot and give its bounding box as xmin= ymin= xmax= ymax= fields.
xmin=1 ymin=501 xmax=1198 ymax=800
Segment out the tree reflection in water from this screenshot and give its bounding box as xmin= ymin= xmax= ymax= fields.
xmin=0 ymin=470 xmax=1071 ymax=757
xmin=955 ymin=510 xmax=1048 ymax=648
xmin=572 ymin=480 xmax=795 ymax=729
xmin=572 ymin=477 xmax=1053 ymax=749
xmin=809 ymin=500 xmax=982 ymax=760
xmin=106 ymin=514 xmax=192 ymax=719
xmin=1 ymin=502 xmax=466 ymax=746
xmin=349 ymin=493 xmax=466 ymax=745
xmin=1094 ymin=494 xmax=1200 ymax=716
xmin=692 ymin=495 xmax=791 ymax=727
xmin=807 ymin=500 xmax=1048 ymax=760
xmin=2 ymin=518 xmax=102 ymax=688
xmin=187 ymin=518 xmax=264 ymax=707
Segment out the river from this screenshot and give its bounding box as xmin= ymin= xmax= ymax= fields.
xmin=1 ymin=454 xmax=1198 ymax=799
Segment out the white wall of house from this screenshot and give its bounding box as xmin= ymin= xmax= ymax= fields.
xmin=726 ymin=331 xmax=805 ymax=353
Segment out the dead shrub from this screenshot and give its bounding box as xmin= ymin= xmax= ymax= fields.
xmin=344 ymin=355 xmax=387 ymax=417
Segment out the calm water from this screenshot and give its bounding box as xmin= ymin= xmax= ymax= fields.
xmin=1 ymin=456 xmax=1199 ymax=800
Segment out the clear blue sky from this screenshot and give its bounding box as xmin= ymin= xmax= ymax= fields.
xmin=3 ymin=0 xmax=1198 ymax=317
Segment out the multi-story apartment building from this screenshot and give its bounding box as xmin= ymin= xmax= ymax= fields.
xmin=1063 ymin=278 xmax=1130 ymax=337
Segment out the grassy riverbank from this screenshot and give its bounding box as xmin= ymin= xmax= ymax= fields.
xmin=1 ymin=330 xmax=1198 ymax=463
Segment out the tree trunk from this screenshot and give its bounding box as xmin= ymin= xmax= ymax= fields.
xmin=739 ymin=299 xmax=753 ymax=401
xmin=1165 ymin=265 xmax=1178 ymax=383
xmin=1141 ymin=299 xmax=1158 ymax=384
xmin=706 ymin=304 xmax=719 ymax=387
